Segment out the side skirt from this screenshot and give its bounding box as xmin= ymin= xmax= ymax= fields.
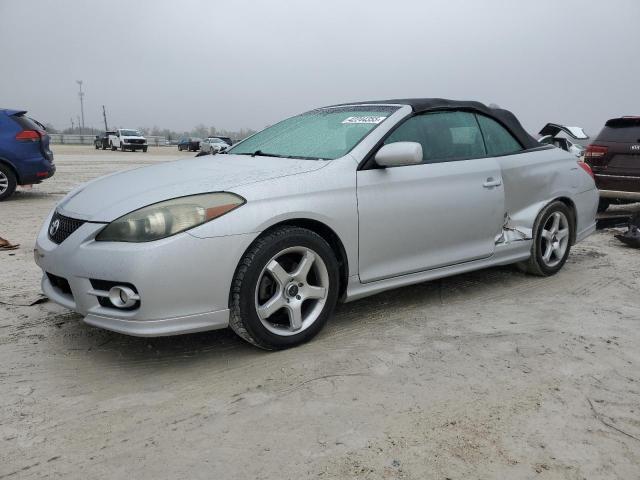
xmin=344 ymin=240 xmax=532 ymax=303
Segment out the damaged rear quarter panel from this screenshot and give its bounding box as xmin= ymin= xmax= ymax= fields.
xmin=497 ymin=148 xmax=579 ymax=235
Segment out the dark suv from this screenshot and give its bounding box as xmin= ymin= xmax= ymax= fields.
xmin=94 ymin=131 xmax=115 ymax=150
xmin=177 ymin=137 xmax=202 ymax=152
xmin=585 ymin=117 xmax=640 ymax=212
xmin=0 ymin=109 xmax=55 ymax=201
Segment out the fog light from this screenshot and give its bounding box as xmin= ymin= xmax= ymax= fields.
xmin=108 ymin=286 xmax=139 ymax=309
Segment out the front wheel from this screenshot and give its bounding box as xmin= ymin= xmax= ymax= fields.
xmin=518 ymin=201 xmax=573 ymax=276
xmin=229 ymin=226 xmax=340 ymax=350
xmin=120 ymin=144 xmax=126 ymax=152
xmin=110 ymin=143 xmax=116 ymax=151
xmin=143 ymin=147 xmax=147 ymax=152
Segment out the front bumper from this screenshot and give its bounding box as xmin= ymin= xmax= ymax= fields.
xmin=34 ymin=212 xmax=259 ymax=336
xmin=122 ymin=143 xmax=147 ymax=149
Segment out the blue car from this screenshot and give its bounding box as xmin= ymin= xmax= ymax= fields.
xmin=0 ymin=109 xmax=55 ymax=201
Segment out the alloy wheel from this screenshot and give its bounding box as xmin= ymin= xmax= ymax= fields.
xmin=254 ymin=246 xmax=329 ymax=336
xmin=0 ymin=171 xmax=8 ymax=194
xmin=540 ymin=211 xmax=569 ymax=267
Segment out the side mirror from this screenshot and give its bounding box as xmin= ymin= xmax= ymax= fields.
xmin=374 ymin=142 xmax=423 ymax=168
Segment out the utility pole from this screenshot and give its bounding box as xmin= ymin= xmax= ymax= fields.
xmin=76 ymin=80 xmax=85 ymax=134
xmin=71 ymin=117 xmax=75 ymax=131
xmin=102 ymin=105 xmax=109 ymax=131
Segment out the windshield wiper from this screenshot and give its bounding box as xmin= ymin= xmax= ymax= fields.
xmin=250 ymin=150 xmax=285 ymax=158
xmin=234 ymin=150 xmax=325 ymax=160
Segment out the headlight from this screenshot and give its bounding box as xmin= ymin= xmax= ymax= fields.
xmin=95 ymin=192 xmax=245 ymax=242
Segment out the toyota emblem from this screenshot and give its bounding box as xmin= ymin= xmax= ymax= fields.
xmin=49 ymin=219 xmax=60 ymax=236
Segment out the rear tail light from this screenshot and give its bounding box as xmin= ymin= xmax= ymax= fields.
xmin=584 ymin=144 xmax=608 ymax=159
xmin=578 ymin=161 xmax=594 ymax=179
xmin=15 ymin=129 xmax=44 ymax=142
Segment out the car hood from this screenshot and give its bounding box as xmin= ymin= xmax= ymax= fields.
xmin=58 ymin=154 xmax=328 ymax=222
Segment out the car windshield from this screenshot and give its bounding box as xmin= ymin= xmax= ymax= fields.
xmin=228 ymin=105 xmax=399 ymax=160
xmin=121 ymin=129 xmax=140 ymax=136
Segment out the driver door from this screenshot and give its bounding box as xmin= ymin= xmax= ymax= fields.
xmin=357 ymin=111 xmax=505 ymax=283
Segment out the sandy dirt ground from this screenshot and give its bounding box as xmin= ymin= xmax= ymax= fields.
xmin=1 ymin=146 xmax=639 ymax=479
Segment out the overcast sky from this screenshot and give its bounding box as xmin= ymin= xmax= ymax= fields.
xmin=1 ymin=0 xmax=638 ymax=135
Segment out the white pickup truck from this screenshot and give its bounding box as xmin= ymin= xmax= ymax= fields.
xmin=109 ymin=129 xmax=148 ymax=152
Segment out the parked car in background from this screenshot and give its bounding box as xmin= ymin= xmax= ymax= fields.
xmin=200 ymin=136 xmax=232 ymax=154
xmin=0 ymin=108 xmax=55 ymax=201
xmin=584 ymin=116 xmax=640 ymax=212
xmin=214 ymin=136 xmax=233 ymax=146
xmin=94 ymin=131 xmax=115 ymax=150
xmin=108 ymin=129 xmax=148 ymax=152
xmin=538 ymin=123 xmax=588 ymax=157
xmin=178 ymin=137 xmax=201 ymax=152
xmin=34 ymin=98 xmax=597 ymax=349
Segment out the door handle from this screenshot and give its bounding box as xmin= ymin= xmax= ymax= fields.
xmin=483 ymin=177 xmax=502 ymax=188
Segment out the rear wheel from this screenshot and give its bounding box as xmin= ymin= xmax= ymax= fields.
xmin=518 ymin=201 xmax=573 ymax=276
xmin=0 ymin=164 xmax=17 ymax=201
xmin=229 ymin=226 xmax=340 ymax=350
xmin=143 ymin=147 xmax=147 ymax=152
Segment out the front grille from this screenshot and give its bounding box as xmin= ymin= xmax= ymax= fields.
xmin=127 ymin=139 xmax=145 ymax=145
xmin=48 ymin=211 xmax=86 ymax=244
xmin=47 ymin=273 xmax=72 ymax=296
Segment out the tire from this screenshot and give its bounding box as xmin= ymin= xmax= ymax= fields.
xmin=597 ymin=198 xmax=610 ymax=213
xmin=95 ymin=143 xmax=99 ymax=150
xmin=0 ymin=164 xmax=17 ymax=201
xmin=178 ymin=145 xmax=182 ymax=151
xmin=518 ymin=201 xmax=573 ymax=276
xmin=102 ymin=145 xmax=107 ymax=150
xmin=110 ymin=143 xmax=116 ymax=151
xmin=143 ymin=147 xmax=147 ymax=152
xmin=229 ymin=226 xmax=340 ymax=350
xmin=120 ymin=144 xmax=126 ymax=152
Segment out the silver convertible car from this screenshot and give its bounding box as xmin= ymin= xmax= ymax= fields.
xmin=34 ymin=99 xmax=598 ymax=349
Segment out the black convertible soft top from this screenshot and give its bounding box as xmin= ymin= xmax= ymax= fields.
xmin=333 ymin=98 xmax=539 ymax=149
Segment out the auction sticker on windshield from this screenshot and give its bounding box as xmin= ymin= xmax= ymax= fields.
xmin=341 ymin=116 xmax=387 ymax=124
